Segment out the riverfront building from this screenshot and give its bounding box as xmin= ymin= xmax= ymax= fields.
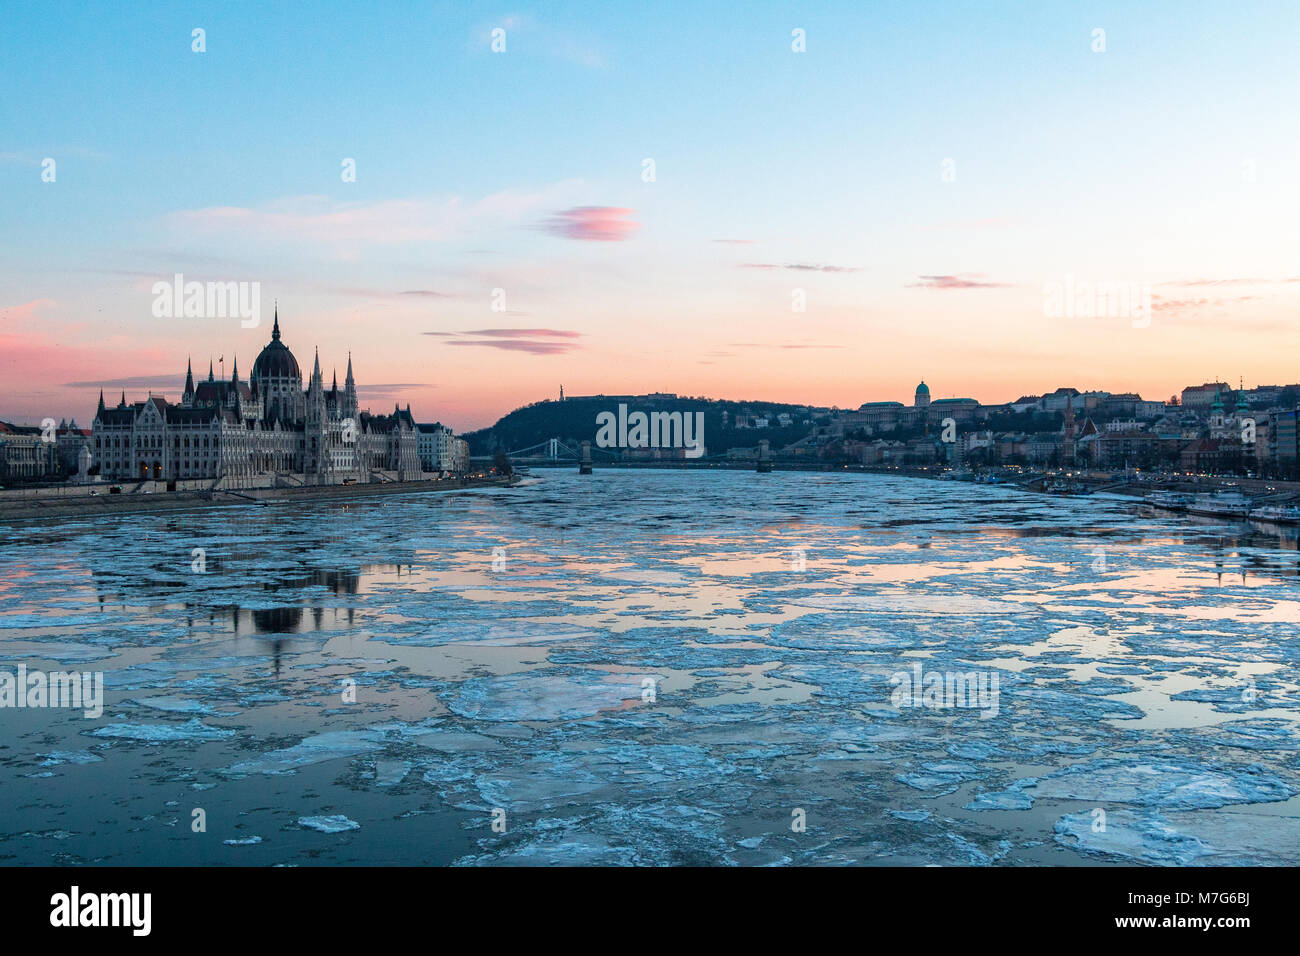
xmin=416 ymin=423 xmax=471 ymax=475
xmin=89 ymin=311 xmax=421 ymax=484
xmin=0 ymin=420 xmax=92 ymax=482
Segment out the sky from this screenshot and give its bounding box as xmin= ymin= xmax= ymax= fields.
xmin=3 ymin=0 xmax=1299 ymax=431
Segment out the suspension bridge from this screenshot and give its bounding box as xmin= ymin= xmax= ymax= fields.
xmin=468 ymin=437 xmax=621 ymax=466
xmin=470 ymin=436 xmax=776 ymax=471
xmin=508 ymin=438 xmax=591 ymax=461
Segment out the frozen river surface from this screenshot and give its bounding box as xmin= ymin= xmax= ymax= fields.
xmin=2 ymin=470 xmax=1299 ymax=865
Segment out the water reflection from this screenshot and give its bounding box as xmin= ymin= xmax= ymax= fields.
xmin=88 ymin=561 xmax=424 ymax=634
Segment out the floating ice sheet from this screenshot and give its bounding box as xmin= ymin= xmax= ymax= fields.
xmin=87 ymin=718 xmax=236 ymax=743
xmin=298 ymin=815 xmax=360 ymax=833
xmin=448 ymin=670 xmax=653 ymax=722
xmin=1020 ymin=758 xmax=1294 ymax=810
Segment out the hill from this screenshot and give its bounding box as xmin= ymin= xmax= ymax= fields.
xmin=462 ymin=395 xmax=827 ymax=457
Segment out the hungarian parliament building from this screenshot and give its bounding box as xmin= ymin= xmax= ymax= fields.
xmin=89 ymin=311 xmax=425 ymax=484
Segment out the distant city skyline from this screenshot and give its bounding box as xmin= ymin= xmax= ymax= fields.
xmin=4 ymin=1 xmax=1300 ymax=431
xmin=7 ymin=350 xmax=1283 ymax=432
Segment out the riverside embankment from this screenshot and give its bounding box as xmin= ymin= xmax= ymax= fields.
xmin=0 ymin=475 xmax=517 ymax=522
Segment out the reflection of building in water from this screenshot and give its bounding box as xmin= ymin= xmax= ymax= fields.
xmin=227 ymin=568 xmax=362 ymax=634
xmin=1209 ymin=531 xmax=1300 ymax=580
xmin=87 ymin=562 xmax=395 ymax=631
xmin=1211 ymin=546 xmax=1247 ymax=585
xmin=248 ymin=605 xmax=305 ymax=633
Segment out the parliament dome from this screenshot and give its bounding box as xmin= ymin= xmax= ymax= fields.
xmin=252 ymin=311 xmax=301 ymax=381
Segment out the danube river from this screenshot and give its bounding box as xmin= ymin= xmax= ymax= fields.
xmin=2 ymin=470 xmax=1299 ymax=865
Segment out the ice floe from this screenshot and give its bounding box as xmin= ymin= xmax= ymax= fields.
xmin=1019 ymin=758 xmax=1294 ymax=810
xmin=87 ymin=718 xmax=236 ymax=743
xmin=448 ymin=670 xmax=653 ymax=722
xmin=298 ymin=815 xmax=360 ymax=833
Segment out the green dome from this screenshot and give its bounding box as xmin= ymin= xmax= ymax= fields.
xmin=915 ymin=381 xmax=930 ymax=395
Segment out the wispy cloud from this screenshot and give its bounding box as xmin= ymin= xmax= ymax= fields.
xmin=907 ymin=274 xmax=1011 ymax=289
xmin=167 ymin=183 xmax=582 ymax=246
xmin=741 ymin=263 xmax=861 ymax=273
xmin=63 ymin=374 xmax=179 ymax=390
xmin=449 ymin=339 xmax=574 ymax=354
xmin=1 ymin=298 xmax=57 ymax=323
xmin=474 ymin=14 xmax=607 ymax=69
xmin=459 ymin=328 xmax=579 ymax=338
xmin=423 ymin=328 xmax=582 ymax=355
xmin=1152 ymin=294 xmax=1260 ymax=314
xmin=728 ymin=341 xmax=845 ymax=350
xmin=1159 ymin=277 xmax=1273 ymax=287
xmin=357 ymin=383 xmax=436 ymax=400
xmin=540 ymin=207 xmax=639 ymax=242
xmin=1147 ymin=294 xmax=1288 ymax=331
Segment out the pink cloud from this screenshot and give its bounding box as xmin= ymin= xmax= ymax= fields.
xmin=1152 ymin=294 xmax=1260 ymax=314
xmin=458 ymin=328 xmax=580 ymax=338
xmin=423 ymin=327 xmax=583 ymax=355
xmin=741 ymin=263 xmax=860 ymax=273
xmin=1160 ymin=278 xmax=1272 ymax=287
xmin=63 ymin=374 xmax=186 ymax=389
xmin=541 ymin=207 xmax=639 ymax=242
xmin=446 ymin=339 xmax=578 ymax=355
xmin=908 ymin=274 xmax=1011 ymax=289
xmin=1152 ymin=296 xmax=1211 ymax=312
xmin=1 ymin=298 xmax=57 ymax=323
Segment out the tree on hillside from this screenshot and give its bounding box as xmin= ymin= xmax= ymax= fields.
xmin=492 ymin=451 xmax=514 ymax=477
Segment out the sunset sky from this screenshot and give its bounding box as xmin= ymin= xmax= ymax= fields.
xmin=3 ymin=0 xmax=1299 ymax=431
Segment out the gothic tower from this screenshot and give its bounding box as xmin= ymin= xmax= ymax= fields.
xmin=343 ymin=352 xmax=358 ymax=419
xmin=306 ymin=348 xmax=330 ymax=482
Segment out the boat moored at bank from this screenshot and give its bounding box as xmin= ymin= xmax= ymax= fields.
xmin=1144 ymin=491 xmax=1191 ymax=511
xmin=1186 ymin=491 xmax=1251 ymax=519
xmin=1249 ymin=503 xmax=1300 ymax=525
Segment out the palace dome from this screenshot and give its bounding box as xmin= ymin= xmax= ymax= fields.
xmin=915 ymin=381 xmax=930 ymax=396
xmin=252 ymin=311 xmax=301 ymax=381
